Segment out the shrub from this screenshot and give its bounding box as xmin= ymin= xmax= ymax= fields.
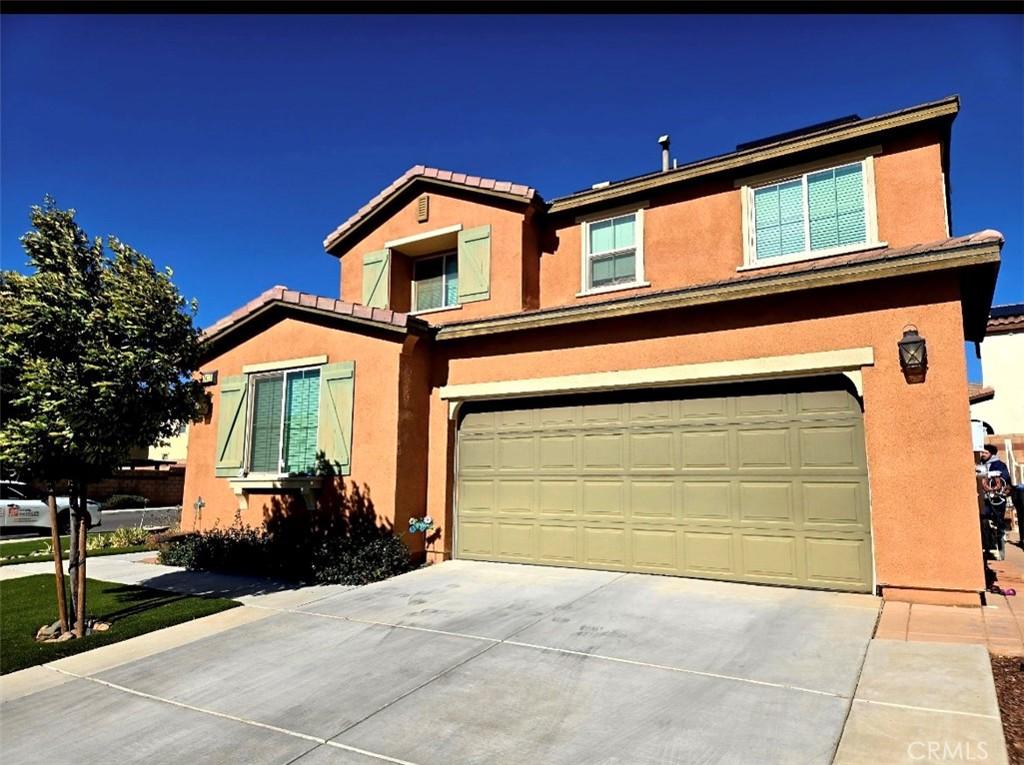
xmin=157 ymin=476 xmax=415 ymax=587
xmin=311 ymin=534 xmax=413 ymax=585
xmin=109 ymin=525 xmax=151 ymax=547
xmin=85 ymin=526 xmax=153 ymax=551
xmin=102 ymin=494 xmax=148 ymax=510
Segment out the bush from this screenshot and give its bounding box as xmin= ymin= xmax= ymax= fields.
xmin=102 ymin=494 xmax=148 ymax=510
xmin=84 ymin=526 xmax=153 ymax=551
xmin=311 ymin=535 xmax=413 ymax=585
xmin=157 ymin=476 xmax=415 ymax=587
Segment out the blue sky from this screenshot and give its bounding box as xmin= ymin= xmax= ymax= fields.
xmin=2 ymin=14 xmax=1021 ymax=381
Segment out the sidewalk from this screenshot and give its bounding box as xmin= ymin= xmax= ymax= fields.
xmin=0 ymin=551 xmax=353 ymax=610
xmin=873 ymin=532 xmax=1024 ymax=657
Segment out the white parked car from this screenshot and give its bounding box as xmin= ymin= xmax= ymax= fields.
xmin=1 ymin=481 xmax=101 ymax=534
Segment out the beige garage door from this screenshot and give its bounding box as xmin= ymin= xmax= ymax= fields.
xmin=455 ymin=378 xmax=873 ymax=592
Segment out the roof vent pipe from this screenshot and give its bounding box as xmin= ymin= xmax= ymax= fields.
xmin=658 ymin=134 xmax=671 ymax=172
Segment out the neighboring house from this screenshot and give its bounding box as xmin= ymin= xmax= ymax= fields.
xmin=184 ymin=95 xmax=1003 ymax=605
xmin=129 ymin=425 xmax=190 ymax=464
xmin=970 ymin=303 xmax=1024 ymax=434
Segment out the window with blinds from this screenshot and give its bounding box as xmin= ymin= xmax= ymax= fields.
xmin=752 ymin=160 xmax=869 ymax=261
xmin=247 ymin=368 xmax=321 ymax=475
xmin=413 ymin=251 xmax=458 ymax=312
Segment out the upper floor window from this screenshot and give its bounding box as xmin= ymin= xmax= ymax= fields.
xmin=247 ymin=367 xmax=320 ymax=475
xmin=579 ymin=207 xmax=647 ymax=295
xmin=743 ymin=157 xmax=880 ymax=268
xmin=413 ymin=251 xmax=459 ymax=312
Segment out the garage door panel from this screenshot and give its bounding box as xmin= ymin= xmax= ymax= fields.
xmin=800 ymin=426 xmax=862 ymax=469
xmin=458 ymin=521 xmax=494 ymax=556
xmin=682 ymin=531 xmax=735 ymax=574
xmin=681 ymin=481 xmax=733 ymax=521
xmin=497 ymin=436 xmax=535 ymax=471
xmin=537 ymin=524 xmax=579 ymax=563
xmin=582 ymin=433 xmax=626 ymax=471
xmin=495 ymin=522 xmax=536 ymax=560
xmin=497 ymin=409 xmax=535 ymax=429
xmin=797 ymin=389 xmax=859 ymax=415
xmin=581 ymin=480 xmax=625 ymax=519
xmin=458 ymin=479 xmax=495 ymax=514
xmin=630 ymin=480 xmax=675 ymax=520
xmin=538 ymin=435 xmax=577 ymax=471
xmin=629 ymin=399 xmax=674 ymax=422
xmin=737 ymin=428 xmax=792 ymax=469
xmin=632 ymin=529 xmax=678 ymax=571
xmin=741 ymin=534 xmax=800 ymax=582
xmin=583 ymin=527 xmax=629 ymax=568
xmin=738 ymin=482 xmax=795 ymax=525
xmin=802 ymin=482 xmax=865 ymax=526
xmin=680 ymin=430 xmax=730 ymax=469
xmin=804 ymin=537 xmax=871 ymax=587
xmin=496 ymin=480 xmax=535 ymax=514
xmin=538 ymin=405 xmax=577 ymax=427
xmin=679 ymin=396 xmax=729 ymax=420
xmin=736 ymin=392 xmax=788 ymax=416
xmin=456 ymin=380 xmax=872 ymax=592
xmin=630 ymin=431 xmax=675 ymax=471
xmin=459 ymin=437 xmax=495 ymax=471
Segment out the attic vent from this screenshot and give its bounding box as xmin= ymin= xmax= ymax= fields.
xmin=591 ymin=181 xmax=611 ymax=190
xmin=417 ymin=194 xmax=429 ymax=223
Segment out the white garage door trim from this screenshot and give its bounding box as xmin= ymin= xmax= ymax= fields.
xmin=439 ymin=348 xmax=875 ymax=415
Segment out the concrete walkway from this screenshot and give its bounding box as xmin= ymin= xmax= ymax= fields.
xmin=0 ymin=551 xmax=354 ymax=609
xmin=835 ymin=640 xmax=1008 ymax=764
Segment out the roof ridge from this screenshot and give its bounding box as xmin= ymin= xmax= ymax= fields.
xmin=322 ymin=165 xmax=537 ymax=252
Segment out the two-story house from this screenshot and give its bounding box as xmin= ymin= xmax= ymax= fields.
xmin=184 ymin=95 xmax=1002 ymax=606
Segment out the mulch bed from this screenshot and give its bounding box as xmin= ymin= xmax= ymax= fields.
xmin=992 ymin=655 xmax=1024 ymax=764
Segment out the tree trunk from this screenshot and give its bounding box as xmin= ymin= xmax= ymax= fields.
xmin=46 ymin=486 xmax=69 ymax=635
xmin=67 ymin=486 xmax=79 ymax=627
xmin=74 ymin=480 xmax=88 ymax=637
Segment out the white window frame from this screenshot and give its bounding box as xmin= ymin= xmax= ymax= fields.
xmin=411 ymin=250 xmax=460 ymax=314
xmin=577 ymin=204 xmax=649 ymax=296
xmin=243 ymin=364 xmax=322 ymax=477
xmin=740 ymin=155 xmax=883 ymax=271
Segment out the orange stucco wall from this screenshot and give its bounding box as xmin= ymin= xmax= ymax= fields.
xmin=537 ymin=134 xmax=950 ymax=311
xmin=332 ymin=133 xmax=949 ymax=324
xmin=182 ymin=317 xmax=418 ymax=537
xmin=423 ymin=274 xmax=985 ymax=599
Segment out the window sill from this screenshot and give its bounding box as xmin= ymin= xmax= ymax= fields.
xmin=738 ymin=242 xmax=887 ymax=272
xmin=228 ymin=475 xmax=322 ymax=511
xmin=229 ymin=475 xmax=322 ymax=492
xmin=576 ymin=280 xmax=651 ymax=298
xmin=410 ymin=304 xmax=463 ymax=317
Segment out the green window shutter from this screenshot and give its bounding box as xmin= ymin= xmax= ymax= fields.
xmin=317 ymin=361 xmax=355 ymax=475
xmin=248 ymin=374 xmax=283 ymax=473
xmin=214 ymin=375 xmax=248 ymax=477
xmin=362 ymin=249 xmax=391 ymax=308
xmin=457 ymin=225 xmax=491 ymax=303
xmin=283 ymin=369 xmax=320 ymax=474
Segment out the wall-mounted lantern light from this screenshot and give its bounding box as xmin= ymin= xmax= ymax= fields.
xmin=898 ymin=325 xmax=928 ymax=383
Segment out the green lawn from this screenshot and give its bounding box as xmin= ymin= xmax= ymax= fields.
xmin=0 ymin=535 xmax=151 ymax=566
xmin=1 ymin=574 xmax=239 ymax=674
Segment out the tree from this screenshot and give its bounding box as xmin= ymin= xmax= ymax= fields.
xmin=0 ymin=198 xmax=207 ymax=636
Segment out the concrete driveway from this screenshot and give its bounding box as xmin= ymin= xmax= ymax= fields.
xmin=1 ymin=561 xmax=880 ymax=765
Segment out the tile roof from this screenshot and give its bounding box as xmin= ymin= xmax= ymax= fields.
xmin=323 ymin=165 xmax=537 ymax=252
xmin=434 ymin=229 xmax=1004 ymax=335
xmin=988 ymin=303 xmax=1024 ymax=334
xmin=202 ymin=285 xmax=420 ymax=345
xmin=968 ymin=383 xmax=996 ymax=404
